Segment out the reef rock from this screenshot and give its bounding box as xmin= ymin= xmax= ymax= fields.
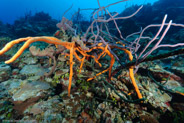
xmin=170 ymin=66 xmax=184 ymax=81
xmin=22 ymin=96 xmax=63 ymax=122
xmin=12 ymin=81 xmax=50 ymax=101
xmin=12 ymin=81 xmax=51 ymax=114
xmin=20 ymin=64 xmax=48 ymax=76
xmin=0 ymin=63 xmax=11 ymax=82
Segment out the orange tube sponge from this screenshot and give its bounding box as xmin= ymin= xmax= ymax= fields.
xmin=68 ymin=46 xmax=74 ymax=96
xmin=123 ymin=49 xmax=143 ymax=99
xmin=129 ymin=67 xmax=143 ymax=99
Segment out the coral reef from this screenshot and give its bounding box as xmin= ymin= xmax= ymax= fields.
xmin=0 ymin=0 xmax=184 ymax=122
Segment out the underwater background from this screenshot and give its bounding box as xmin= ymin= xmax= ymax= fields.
xmin=0 ymin=0 xmax=184 ymax=122
xmin=0 ymin=0 xmax=158 ymax=24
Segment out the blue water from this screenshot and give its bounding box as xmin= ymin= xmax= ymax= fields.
xmin=0 ymin=0 xmax=158 ymax=24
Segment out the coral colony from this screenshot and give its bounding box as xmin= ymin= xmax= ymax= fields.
xmin=0 ymin=0 xmax=184 ymax=102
